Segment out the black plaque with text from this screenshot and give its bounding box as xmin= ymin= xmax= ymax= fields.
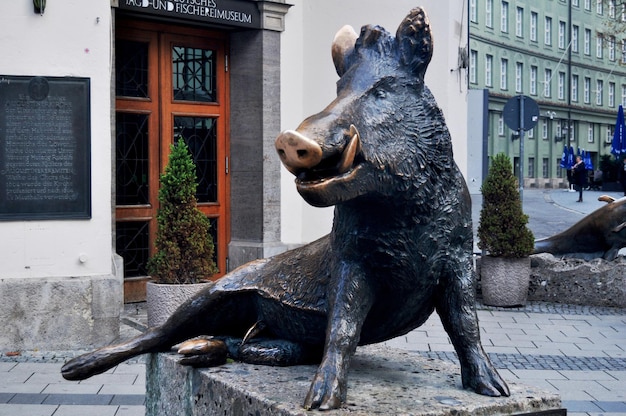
xmin=0 ymin=75 xmax=91 ymax=220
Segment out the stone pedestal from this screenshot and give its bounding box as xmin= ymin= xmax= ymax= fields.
xmin=146 ymin=345 xmax=562 ymax=415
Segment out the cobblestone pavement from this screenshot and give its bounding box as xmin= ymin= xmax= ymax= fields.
xmin=1 ymin=189 xmax=625 ymax=416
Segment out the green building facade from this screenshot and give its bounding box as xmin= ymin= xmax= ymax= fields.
xmin=469 ymin=0 xmax=626 ymax=188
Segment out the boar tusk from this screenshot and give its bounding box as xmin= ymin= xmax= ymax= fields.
xmin=337 ymin=125 xmax=361 ymax=175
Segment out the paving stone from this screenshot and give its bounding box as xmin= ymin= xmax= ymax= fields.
xmin=42 ymin=393 xmax=114 ymax=405
xmin=41 ymin=383 xmax=101 ymax=395
xmin=0 ymin=382 xmax=47 ymax=394
xmin=8 ymin=393 xmax=46 ymax=404
xmin=561 ymin=399 xmax=604 ymax=412
xmin=51 ymin=404 xmax=117 ymax=416
xmin=0 ymin=403 xmax=57 ymax=416
xmin=99 ymin=384 xmax=146 ymax=396
xmin=114 ymin=405 xmax=146 ymax=416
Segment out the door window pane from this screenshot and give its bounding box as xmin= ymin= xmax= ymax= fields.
xmin=116 ymin=221 xmax=150 ymax=278
xmin=116 ymin=40 xmax=149 ymax=98
xmin=172 ymin=46 xmax=216 ymax=102
xmin=116 ymin=113 xmax=150 ymax=205
xmin=174 ymin=116 xmax=218 ymax=203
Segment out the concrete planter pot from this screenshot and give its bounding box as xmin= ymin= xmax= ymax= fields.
xmin=480 ymin=256 xmax=531 ymax=307
xmin=146 ymin=281 xmax=211 ymax=328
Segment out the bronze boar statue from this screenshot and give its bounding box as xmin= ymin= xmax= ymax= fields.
xmin=62 ymin=7 xmax=509 ymax=410
xmin=534 ymin=195 xmax=626 ymax=260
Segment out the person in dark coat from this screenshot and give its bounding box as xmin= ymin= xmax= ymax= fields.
xmin=571 ymin=155 xmax=586 ymax=202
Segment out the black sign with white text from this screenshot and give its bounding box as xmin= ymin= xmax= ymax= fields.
xmin=117 ymin=0 xmax=261 ymax=29
xmin=0 ymin=76 xmax=91 ymax=220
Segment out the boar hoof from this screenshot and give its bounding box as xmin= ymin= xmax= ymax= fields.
xmin=303 ymin=369 xmax=345 ymax=410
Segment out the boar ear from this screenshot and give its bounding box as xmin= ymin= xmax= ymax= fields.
xmin=332 ymin=25 xmax=358 ymax=77
xmin=395 ymin=7 xmax=433 ymax=78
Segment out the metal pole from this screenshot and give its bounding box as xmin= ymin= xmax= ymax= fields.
xmin=519 ymin=95 xmax=525 ymax=203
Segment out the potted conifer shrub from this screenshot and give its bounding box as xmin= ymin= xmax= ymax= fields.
xmin=477 ymin=153 xmax=535 ymax=307
xmin=146 ymin=140 xmax=218 ymax=327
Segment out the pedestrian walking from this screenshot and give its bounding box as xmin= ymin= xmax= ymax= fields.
xmin=571 ymin=155 xmax=586 ymax=202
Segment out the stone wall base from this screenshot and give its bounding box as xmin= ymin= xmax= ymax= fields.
xmin=0 ymin=272 xmax=122 ymax=351
xmin=146 ymin=345 xmax=562 ymax=415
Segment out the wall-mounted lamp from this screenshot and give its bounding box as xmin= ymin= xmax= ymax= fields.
xmin=33 ymin=0 xmax=46 ymax=15
xmin=545 ymin=111 xmax=557 ymax=120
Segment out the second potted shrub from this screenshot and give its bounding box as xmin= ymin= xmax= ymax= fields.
xmin=477 ymin=153 xmax=535 ymax=307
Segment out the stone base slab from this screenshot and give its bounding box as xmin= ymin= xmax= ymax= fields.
xmin=0 ymin=274 xmax=122 ymax=351
xmin=146 ymin=345 xmax=561 ymax=415
xmin=529 ymin=253 xmax=626 ymax=308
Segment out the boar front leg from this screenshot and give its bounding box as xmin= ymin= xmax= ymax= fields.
xmin=303 ymin=261 xmax=374 ymax=410
xmin=436 ymin=259 xmax=510 ymax=397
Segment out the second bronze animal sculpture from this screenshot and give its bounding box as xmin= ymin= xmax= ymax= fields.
xmin=62 ymin=7 xmax=509 ymax=411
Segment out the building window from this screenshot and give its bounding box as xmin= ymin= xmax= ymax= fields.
xmin=556 ymin=120 xmax=563 ymax=137
xmin=573 ymin=0 xmax=579 ymax=6
xmin=597 ymin=0 xmax=603 ymax=14
xmin=542 ymin=158 xmax=549 ymax=178
xmin=572 ymin=25 xmax=579 ymax=52
xmin=597 ymin=34 xmax=604 ymax=58
xmin=558 ymin=72 xmax=565 ymax=99
xmin=530 ymin=11 xmax=538 ymax=42
xmin=584 ymin=29 xmax=591 ymax=55
xmin=622 ymin=39 xmax=626 ymax=63
xmin=622 ymin=84 xmax=626 ymax=106
xmin=501 ymin=58 xmax=508 ymax=90
xmin=572 ymin=74 xmax=579 ymax=102
xmin=584 ymin=77 xmax=591 ymax=103
xmin=610 ymin=0 xmax=616 ymax=18
xmin=470 ymin=0 xmax=477 ymax=22
xmin=516 ymin=62 xmax=523 ymax=93
xmin=607 ymin=125 xmax=613 ymax=143
xmin=530 ymin=65 xmax=537 ymax=95
xmin=558 ymin=21 xmax=566 ymax=49
xmin=485 ymin=54 xmax=493 ymax=87
xmin=469 ymin=50 xmax=477 ymax=83
xmin=528 ymin=158 xmax=535 ymax=178
xmin=542 ymin=119 xmax=548 ymax=139
xmin=609 ymin=82 xmax=616 ymax=107
xmin=585 ymin=0 xmax=591 ymax=10
xmin=486 ymin=0 xmax=493 ymax=28
xmin=501 ymin=1 xmax=509 ymax=33
xmin=528 ymin=127 xmax=534 ymax=138
xmin=498 ymin=115 xmax=504 ymax=136
xmin=545 ymin=17 xmax=552 ymax=45
xmin=516 ymin=7 xmax=524 ymax=37
xmin=609 ymin=36 xmax=616 ymax=60
xmin=544 ymin=68 xmax=552 ymax=97
xmin=596 ymin=79 xmax=603 ymax=105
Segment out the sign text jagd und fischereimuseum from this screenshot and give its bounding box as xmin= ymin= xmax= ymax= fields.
xmin=117 ymin=0 xmax=261 ymax=29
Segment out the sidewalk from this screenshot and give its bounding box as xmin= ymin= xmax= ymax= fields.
xmin=1 ymin=189 xmax=625 ymax=416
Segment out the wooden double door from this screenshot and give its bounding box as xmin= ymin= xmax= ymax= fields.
xmin=114 ymin=19 xmax=230 ymax=296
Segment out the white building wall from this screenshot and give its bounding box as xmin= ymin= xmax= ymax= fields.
xmin=0 ymin=1 xmax=119 ymax=351
xmin=0 ymin=1 xmax=114 ymax=279
xmin=280 ymin=0 xmax=469 ymax=244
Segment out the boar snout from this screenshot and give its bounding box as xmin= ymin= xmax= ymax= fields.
xmin=275 ymin=130 xmax=323 ymax=175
